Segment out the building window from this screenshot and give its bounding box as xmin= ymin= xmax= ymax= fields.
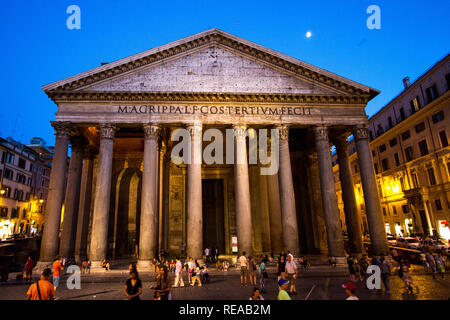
xmin=427 ymin=167 xmax=436 ymax=185
xmin=374 ymin=163 xmax=379 ymax=174
xmin=435 ymin=199 xmax=443 ymax=211
xmin=425 ymin=84 xmax=439 ymax=103
xmin=381 ymin=158 xmax=389 ymax=171
xmin=18 ymin=158 xmax=26 ymax=169
xmin=11 ymin=207 xmax=19 ymax=218
xmin=0 ymin=207 xmax=7 ymax=218
xmin=29 ymin=163 xmax=33 ymax=172
xmin=405 ymin=146 xmax=414 ymax=162
xmin=377 ymin=124 xmax=384 ymax=136
xmin=382 ymin=207 xmax=387 ymax=216
xmin=392 ymin=206 xmax=397 ymax=214
xmin=412 ymin=172 xmax=419 ymax=188
xmin=432 ymin=110 xmax=444 ymax=123
xmin=446 ymin=73 xmax=450 ymax=90
xmin=418 ymin=140 xmax=429 ymax=156
xmin=388 ymin=116 xmax=393 ymax=128
xmin=389 ymin=138 xmax=398 ymax=147
xmin=16 ymin=173 xmax=26 ymax=184
xmin=394 ymin=153 xmax=400 ymax=166
xmin=22 ymin=208 xmax=27 ymax=219
xmin=409 ymin=96 xmax=421 ymax=113
xmin=402 ymin=205 xmax=409 ymax=213
xmin=415 ymin=122 xmax=425 ymax=133
xmin=401 ymin=130 xmax=410 ymax=140
xmin=399 ymin=107 xmax=406 ymax=121
xmin=1 ymin=152 xmax=14 ymax=165
xmin=379 ymin=144 xmax=386 ymax=153
xmin=4 ymin=168 xmax=14 ymax=180
xmin=439 ymin=131 xmax=448 ymax=148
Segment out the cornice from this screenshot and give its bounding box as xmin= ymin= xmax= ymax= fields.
xmin=47 ymin=91 xmax=370 ymax=105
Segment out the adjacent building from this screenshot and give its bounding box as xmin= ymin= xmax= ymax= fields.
xmin=334 ymin=54 xmax=450 ymax=241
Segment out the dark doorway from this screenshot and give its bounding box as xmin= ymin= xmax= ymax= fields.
xmin=202 ymin=179 xmax=225 ymax=253
xmin=419 ymin=210 xmax=429 ymax=235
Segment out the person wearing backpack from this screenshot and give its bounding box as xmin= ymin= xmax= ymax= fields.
xmin=26 ymin=268 xmax=55 ymax=300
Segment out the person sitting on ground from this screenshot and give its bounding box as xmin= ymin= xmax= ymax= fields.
xmin=102 ymin=259 xmax=110 ymax=271
xmin=26 ymin=268 xmax=55 ymax=300
xmin=342 ymin=282 xmax=359 ymax=300
xmin=249 ymin=287 xmax=264 ymax=300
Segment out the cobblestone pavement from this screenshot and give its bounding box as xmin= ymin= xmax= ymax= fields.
xmin=0 ymin=264 xmax=448 ymax=300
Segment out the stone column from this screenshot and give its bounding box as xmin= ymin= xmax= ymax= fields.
xmin=89 ymin=124 xmax=116 ymax=268
xmin=37 ymin=122 xmax=71 ymax=267
xmin=74 ymin=146 xmax=96 ymax=263
xmin=335 ymin=134 xmax=363 ymax=256
xmin=314 ymin=126 xmax=345 ymax=258
xmin=233 ymin=124 xmax=253 ymax=256
xmin=353 ymin=126 xmax=388 ymax=256
xmin=276 ymin=125 xmax=300 ymax=256
xmin=267 ymin=173 xmax=284 ymax=254
xmin=186 ymin=123 xmax=203 ymax=260
xmin=59 ymin=136 xmax=85 ymax=259
xmin=138 ymin=124 xmax=160 ymax=269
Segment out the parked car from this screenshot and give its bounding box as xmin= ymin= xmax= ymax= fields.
xmin=386 ymin=234 xmax=397 ymax=246
xmin=396 ymin=237 xmax=420 ymax=250
xmin=421 ymin=239 xmax=450 ymax=253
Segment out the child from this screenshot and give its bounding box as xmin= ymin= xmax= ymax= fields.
xmin=342 ymin=282 xmax=359 ymax=300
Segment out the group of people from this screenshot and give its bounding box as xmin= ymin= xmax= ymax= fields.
xmin=204 ymin=247 xmax=220 ymax=263
xmin=419 ymin=251 xmax=447 ymax=279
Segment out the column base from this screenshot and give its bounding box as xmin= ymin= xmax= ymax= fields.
xmin=34 ymin=261 xmax=52 ymax=273
xmin=89 ymin=261 xmax=108 ymax=273
xmin=136 ymin=260 xmax=154 ymax=272
xmin=335 ymin=256 xmax=347 ymax=267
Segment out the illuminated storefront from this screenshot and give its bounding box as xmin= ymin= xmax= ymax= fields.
xmin=438 ymin=220 xmax=450 ymax=241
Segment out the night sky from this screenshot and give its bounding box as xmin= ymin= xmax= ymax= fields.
xmin=1 ymin=0 xmax=448 ymax=147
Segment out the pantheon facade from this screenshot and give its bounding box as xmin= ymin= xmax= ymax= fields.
xmin=38 ymin=29 xmax=388 ymax=269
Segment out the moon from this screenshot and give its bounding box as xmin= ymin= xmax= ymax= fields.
xmin=306 ymin=31 xmax=312 ymax=38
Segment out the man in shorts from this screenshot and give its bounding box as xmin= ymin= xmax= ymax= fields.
xmin=238 ymin=251 xmax=248 ymax=286
xmin=285 ymin=254 xmax=298 ymax=295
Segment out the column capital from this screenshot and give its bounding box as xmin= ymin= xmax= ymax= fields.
xmin=99 ymin=123 xmax=116 ymax=140
xmin=186 ymin=123 xmax=202 ymax=139
xmin=69 ymin=136 xmax=87 ymax=153
xmin=143 ymin=124 xmax=160 ymax=140
xmin=275 ymin=125 xmax=289 ymax=141
xmin=51 ymin=121 xmax=71 ymax=138
xmin=232 ymin=124 xmax=247 ymax=138
xmin=353 ymin=126 xmax=370 ymax=141
xmin=314 ymin=126 xmax=329 ymax=142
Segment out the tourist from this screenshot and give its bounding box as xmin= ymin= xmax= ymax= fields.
xmin=248 ymin=256 xmax=257 ymax=286
xmin=426 ymin=252 xmax=437 ymax=277
xmin=347 ymin=255 xmax=357 ymax=282
xmin=188 ymin=258 xmax=194 ymax=284
xmin=342 ymin=282 xmax=359 ymax=300
xmin=434 ymin=253 xmax=445 ymax=280
xmin=191 ymin=260 xmax=202 ymax=286
xmin=152 ymin=266 xmax=171 ymax=300
xmin=214 ymin=247 xmax=219 ymax=263
xmin=328 ymin=256 xmax=336 ymax=268
xmin=124 ymin=269 xmax=142 ymax=300
xmin=285 ymin=254 xmax=298 ymax=295
xmin=152 ymin=258 xmax=159 ymax=272
xmin=223 ymin=260 xmax=229 ymax=272
xmin=249 ymin=287 xmax=264 ymax=300
xmin=399 ymin=259 xmax=418 ymax=294
xmin=277 ymin=278 xmax=291 ymax=300
xmin=204 ymin=247 xmax=211 ymax=263
xmin=379 ymin=254 xmax=391 ymax=294
xmin=173 ymin=257 xmax=185 ymax=287
xmin=276 ymin=255 xmax=286 ymax=280
xmin=24 ymin=257 xmax=34 ymax=283
xmin=358 ymin=254 xmax=370 ymax=285
xmin=169 ymin=259 xmax=176 ymax=272
xmin=238 ymin=251 xmax=249 ymax=286
xmin=259 ymin=258 xmax=268 ymax=293
xmin=419 ymin=252 xmax=428 ymax=272
xmin=26 ymin=268 xmax=55 ymax=300
xmin=181 ymin=243 xmax=186 ymax=257
xmin=102 ymin=259 xmax=110 ymax=271
xmin=52 ymin=256 xmax=64 ymax=292
xmin=200 ymin=265 xmax=210 ymax=283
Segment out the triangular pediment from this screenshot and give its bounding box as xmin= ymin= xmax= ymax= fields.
xmin=82 ymin=46 xmax=336 ymax=95
xmin=42 ymin=28 xmax=379 ymax=99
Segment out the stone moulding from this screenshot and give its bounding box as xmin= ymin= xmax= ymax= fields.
xmin=47 ymin=91 xmax=371 ymax=105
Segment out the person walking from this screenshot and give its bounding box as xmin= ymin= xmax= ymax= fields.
xmin=191 ymin=260 xmax=202 ymax=287
xmin=238 ymin=251 xmax=249 ymax=286
xmin=419 ymin=252 xmax=428 ymax=272
xmin=52 ymin=257 xmax=64 ymax=292
xmin=358 ymin=254 xmax=370 ymax=285
xmin=204 ymin=248 xmax=210 ymax=264
xmin=214 ymin=248 xmax=219 ymax=263
xmin=276 ymin=255 xmax=286 ymax=280
xmin=277 ymin=278 xmax=291 ymax=300
xmin=124 ymin=269 xmax=142 ymax=300
xmin=347 ymin=255 xmax=357 ymax=282
xmin=249 ymin=287 xmax=264 ymax=300
xmin=285 ymin=254 xmax=298 ymax=295
xmin=379 ymin=255 xmax=391 ymax=294
xmin=187 ymin=258 xmax=194 ymax=284
xmin=248 ymin=256 xmax=257 ymax=286
xmin=258 ymin=259 xmax=268 ymax=294
xmin=152 ymin=266 xmax=171 ymax=300
xmin=434 ymin=253 xmax=445 ymax=280
xmin=173 ymin=257 xmax=185 ymax=287
xmin=26 ymin=268 xmax=55 ymax=300
xmin=426 ymin=252 xmax=437 ymax=278
xmin=24 ymin=257 xmax=33 ymax=283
